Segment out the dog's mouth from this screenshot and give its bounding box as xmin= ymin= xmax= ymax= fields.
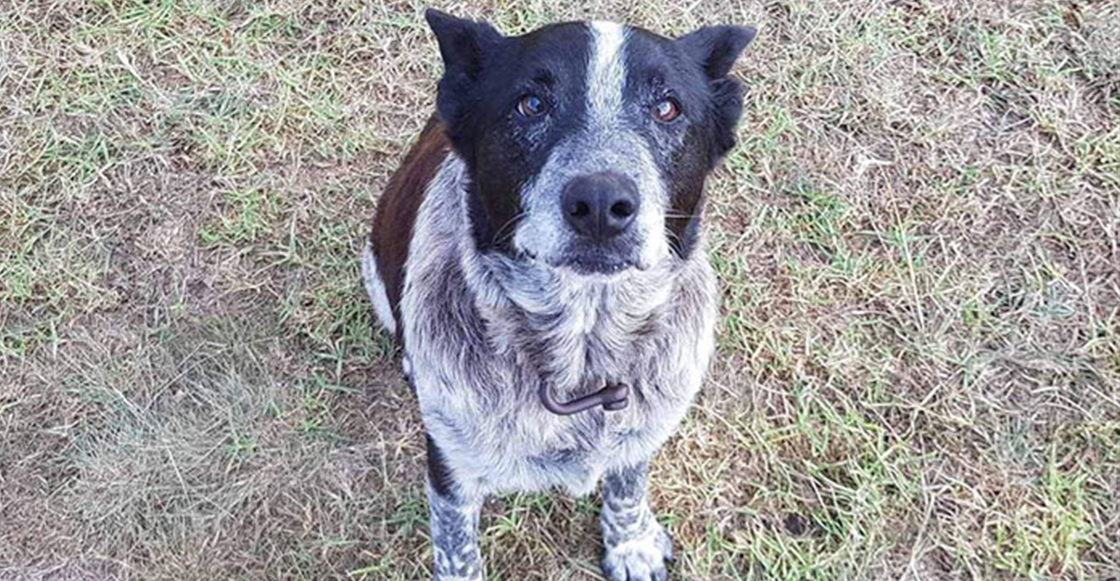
xmin=561 ymin=253 xmax=636 ymax=275
xmin=514 ymin=247 xmax=642 ymax=276
xmin=547 ymin=239 xmax=645 ymax=275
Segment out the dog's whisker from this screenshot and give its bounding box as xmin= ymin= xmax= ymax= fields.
xmin=662 ymin=211 xmax=704 ymax=220
xmin=492 ymin=210 xmax=528 ymax=243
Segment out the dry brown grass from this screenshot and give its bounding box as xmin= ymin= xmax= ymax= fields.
xmin=1 ymin=0 xmax=1118 ymax=579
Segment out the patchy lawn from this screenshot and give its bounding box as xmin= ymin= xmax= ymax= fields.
xmin=1 ymin=0 xmax=1117 ymax=579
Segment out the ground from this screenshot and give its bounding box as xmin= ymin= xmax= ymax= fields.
xmin=1 ymin=0 xmax=1118 ymax=579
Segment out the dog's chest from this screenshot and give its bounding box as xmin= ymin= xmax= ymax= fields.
xmin=398 ymin=164 xmax=718 ymax=497
xmin=407 ymin=273 xmax=713 ymax=497
xmin=422 ymin=366 xmax=687 ymax=497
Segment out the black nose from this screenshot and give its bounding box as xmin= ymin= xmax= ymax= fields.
xmin=561 ymin=172 xmax=640 ymax=241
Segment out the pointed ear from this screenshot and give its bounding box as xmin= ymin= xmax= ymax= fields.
xmin=678 ymin=26 xmax=757 ymax=164
xmin=678 ymin=25 xmax=756 ymax=79
xmin=425 ymin=9 xmax=502 ymax=80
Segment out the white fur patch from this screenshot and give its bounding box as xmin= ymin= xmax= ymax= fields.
xmin=588 ymin=21 xmax=627 ymax=122
xmin=361 ymin=240 xmax=396 ymax=335
xmin=602 ymin=529 xmax=672 ymax=581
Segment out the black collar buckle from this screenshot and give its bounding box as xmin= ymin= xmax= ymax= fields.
xmin=539 ymin=382 xmax=629 ymax=415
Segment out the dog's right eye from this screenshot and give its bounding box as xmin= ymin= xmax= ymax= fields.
xmin=517 ymin=94 xmax=547 ymax=117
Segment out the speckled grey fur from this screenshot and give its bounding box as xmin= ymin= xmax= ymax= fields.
xmin=371 ymin=20 xmax=721 ymax=581
xmin=390 ymin=148 xmax=716 ymax=580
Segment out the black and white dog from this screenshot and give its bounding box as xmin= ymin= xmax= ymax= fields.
xmin=363 ymin=9 xmax=755 ymax=580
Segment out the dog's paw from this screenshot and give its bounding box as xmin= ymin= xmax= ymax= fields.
xmin=601 ymin=524 xmax=673 ymax=581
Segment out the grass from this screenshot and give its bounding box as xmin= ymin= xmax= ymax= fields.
xmin=1 ymin=0 xmax=1118 ymax=579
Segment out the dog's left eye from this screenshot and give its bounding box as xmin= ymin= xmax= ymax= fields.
xmin=517 ymin=94 xmax=547 ymax=117
xmin=651 ymin=98 xmax=681 ymax=122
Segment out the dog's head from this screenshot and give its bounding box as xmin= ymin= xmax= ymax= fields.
xmin=426 ymin=10 xmax=755 ymax=276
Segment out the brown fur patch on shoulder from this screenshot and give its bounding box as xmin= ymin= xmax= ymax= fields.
xmin=370 ymin=115 xmax=452 ymax=334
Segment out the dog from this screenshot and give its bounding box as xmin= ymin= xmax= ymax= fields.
xmin=362 ymin=9 xmax=755 ymax=580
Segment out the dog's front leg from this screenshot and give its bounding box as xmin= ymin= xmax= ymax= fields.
xmin=600 ymin=462 xmax=674 ymax=581
xmin=426 ymin=436 xmax=484 ymax=581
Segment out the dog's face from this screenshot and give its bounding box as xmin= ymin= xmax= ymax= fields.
xmin=427 ymin=10 xmax=755 ymax=275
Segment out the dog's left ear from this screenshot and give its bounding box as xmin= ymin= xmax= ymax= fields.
xmin=678 ymin=25 xmax=757 ymax=163
xmin=678 ymin=25 xmax=756 ymax=79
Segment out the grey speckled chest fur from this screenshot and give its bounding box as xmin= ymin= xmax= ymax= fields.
xmin=398 ymin=155 xmax=718 ymax=499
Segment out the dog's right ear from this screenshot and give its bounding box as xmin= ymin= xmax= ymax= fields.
xmin=425 ymin=9 xmax=502 ymax=129
xmin=425 ymin=9 xmax=501 ymax=80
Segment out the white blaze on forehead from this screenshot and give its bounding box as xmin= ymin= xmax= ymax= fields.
xmin=588 ymin=21 xmax=627 ymax=121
